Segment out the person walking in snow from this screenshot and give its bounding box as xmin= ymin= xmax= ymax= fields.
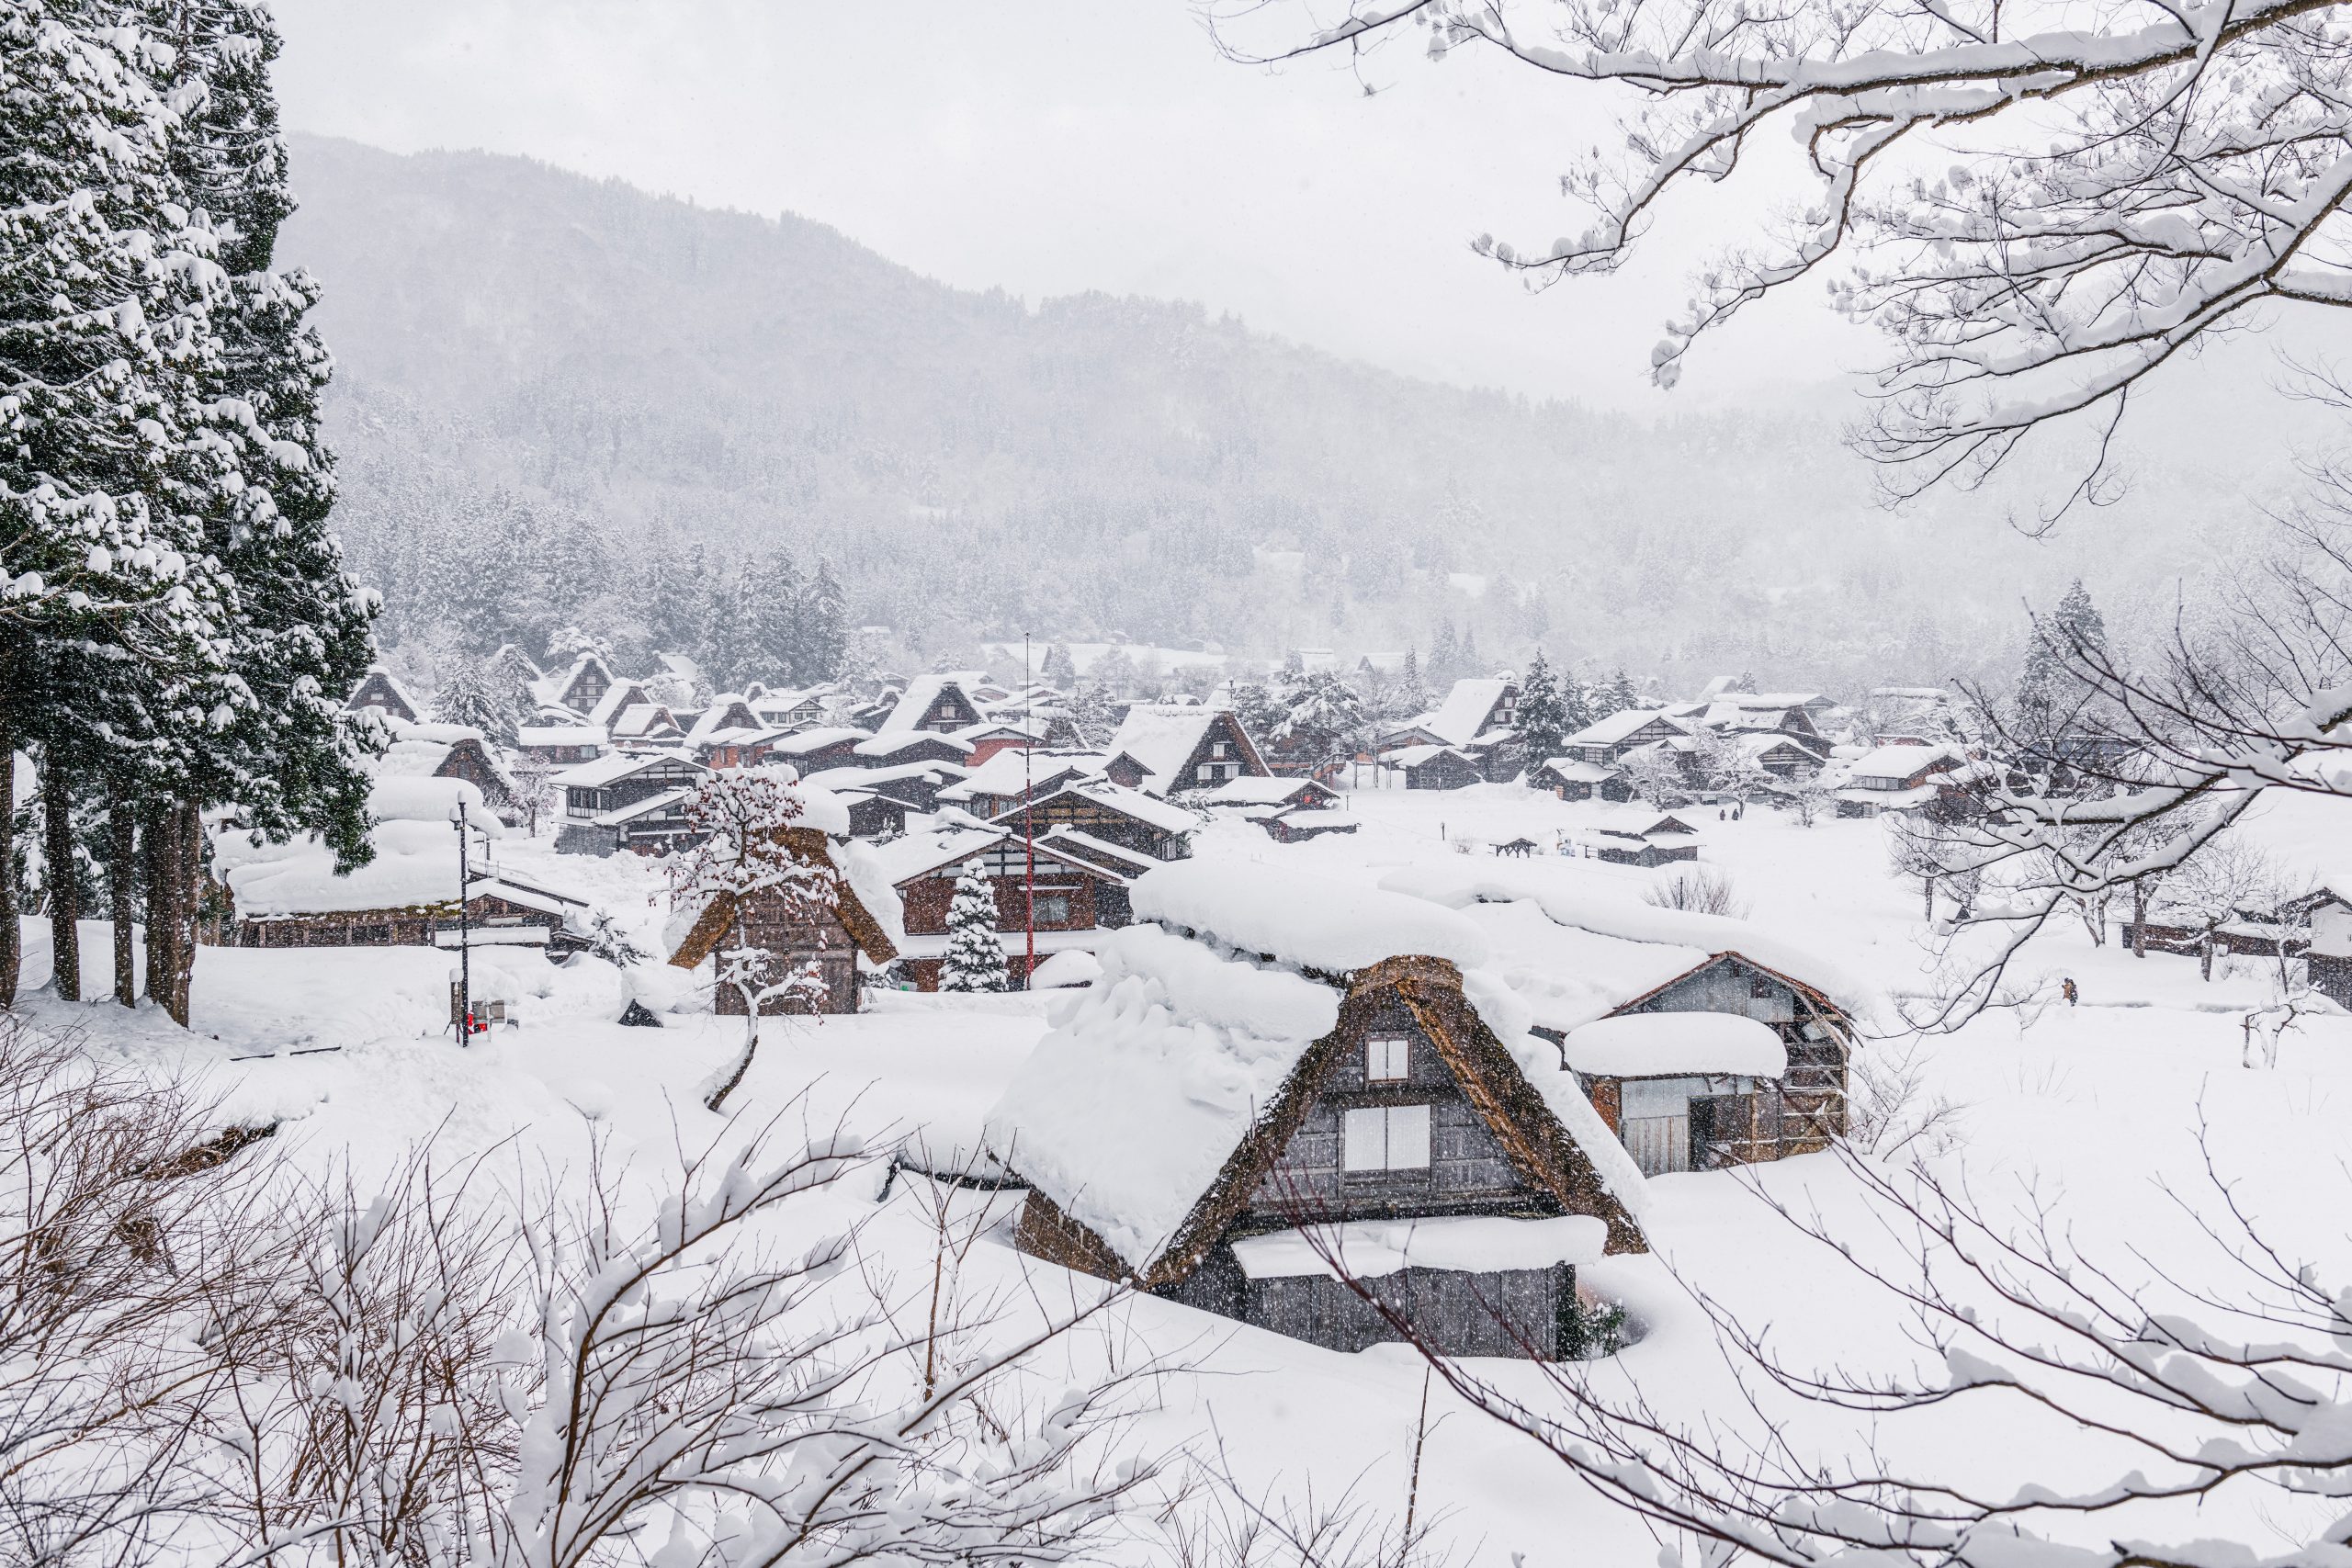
xmin=2063 ymin=976 xmax=2078 ymax=1007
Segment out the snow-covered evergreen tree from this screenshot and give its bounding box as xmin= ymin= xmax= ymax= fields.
xmin=1040 ymin=642 xmax=1076 ymax=687
xmin=1428 ymin=622 xmax=1462 ymax=688
xmin=940 ymin=866 xmax=1007 ymax=993
xmin=1606 ymin=669 xmax=1640 ymax=716
xmin=1268 ymin=668 xmax=1364 ymax=770
xmin=1396 ymin=648 xmax=1428 ymax=716
xmin=1515 ymin=649 xmax=1570 ymax=767
xmin=434 ymin=660 xmax=508 ymax=736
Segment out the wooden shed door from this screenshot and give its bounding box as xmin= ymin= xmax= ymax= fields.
xmin=1621 ymin=1114 xmax=1690 ymax=1176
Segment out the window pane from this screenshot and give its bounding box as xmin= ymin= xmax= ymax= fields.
xmin=1341 ymin=1107 xmax=1387 ymax=1171
xmin=1366 ymin=1036 xmax=1408 ymax=1082
xmin=1385 ymin=1105 xmax=1431 ymax=1169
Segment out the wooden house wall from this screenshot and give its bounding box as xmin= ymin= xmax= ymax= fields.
xmin=898 ymin=869 xmax=1100 ymax=938
xmin=1245 ymin=995 xmax=1551 ymax=1221
xmin=866 ymin=735 xmax=970 ymax=767
xmin=845 ymin=795 xmax=908 ymax=838
xmin=1159 ymin=1254 xmax=1575 ymax=1359
xmin=710 ymin=893 xmax=862 ymax=1015
xmin=907 ymin=686 xmax=983 ymax=732
xmin=1404 ymin=755 xmax=1480 ymax=791
xmin=1614 ymin=960 xmax=1849 ymax=1157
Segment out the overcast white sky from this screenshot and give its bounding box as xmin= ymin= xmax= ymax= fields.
xmin=267 ymin=0 xmax=1865 ymax=409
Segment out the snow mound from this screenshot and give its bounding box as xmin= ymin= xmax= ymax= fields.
xmin=1133 ymin=860 xmax=1489 ymax=974
xmin=1561 ymin=1012 xmax=1789 ymax=1077
xmin=369 ymin=775 xmax=503 ymax=833
xmin=983 ymin=922 xmax=1340 ymax=1273
xmin=1231 ymin=1214 xmax=1606 ymax=1281
xmin=1027 ymin=949 xmax=1102 ymax=989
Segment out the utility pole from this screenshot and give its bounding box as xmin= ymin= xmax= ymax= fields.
xmin=1023 ymin=632 xmax=1035 ymax=989
xmin=454 ymin=798 xmax=472 ymax=1043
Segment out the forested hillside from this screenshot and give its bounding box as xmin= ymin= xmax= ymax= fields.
xmin=284 ymin=136 xmax=2278 ymax=691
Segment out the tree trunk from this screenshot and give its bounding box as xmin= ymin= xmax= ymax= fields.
xmin=163 ymin=798 xmax=199 ymax=1025
xmin=142 ymin=804 xmax=175 ymax=1018
xmin=108 ymin=788 xmax=134 ymax=1007
xmin=1922 ymin=878 xmax=1935 ymax=921
xmin=2132 ymin=883 xmax=2149 ymax=957
xmin=41 ymin=752 xmax=76 ymax=1002
xmin=2200 ymin=931 xmax=2216 ymax=982
xmin=0 ymin=728 xmax=16 ymax=1010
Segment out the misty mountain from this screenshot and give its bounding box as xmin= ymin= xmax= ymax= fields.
xmin=282 ymin=135 xmax=2302 ymax=694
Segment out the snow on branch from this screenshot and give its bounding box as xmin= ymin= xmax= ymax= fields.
xmin=1216 ymin=0 xmax=2352 ymax=504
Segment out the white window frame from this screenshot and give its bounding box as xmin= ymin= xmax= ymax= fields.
xmin=1341 ymin=1103 xmax=1432 ymax=1171
xmin=1365 ymin=1035 xmax=1410 ymax=1083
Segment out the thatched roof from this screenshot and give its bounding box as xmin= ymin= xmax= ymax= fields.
xmin=666 ymin=826 xmax=900 ymax=970
xmin=1001 ymin=950 xmax=1645 ymax=1291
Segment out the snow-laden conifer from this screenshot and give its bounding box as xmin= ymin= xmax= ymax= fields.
xmin=940 ymin=864 xmax=1007 ymax=992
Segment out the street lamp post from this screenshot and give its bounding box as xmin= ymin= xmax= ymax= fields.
xmin=454 ymin=799 xmax=472 ymax=1043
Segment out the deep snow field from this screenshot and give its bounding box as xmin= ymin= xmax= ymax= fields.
xmin=31 ymin=784 xmax=2352 ymax=1565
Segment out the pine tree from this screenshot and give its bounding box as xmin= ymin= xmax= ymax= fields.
xmin=1041 ymin=642 xmax=1077 ymax=688
xmin=434 ymin=660 xmax=507 ymax=735
xmin=1515 ymin=649 xmax=1571 ymax=768
xmin=789 ymin=560 xmax=846 ymax=682
xmin=1428 ymin=622 xmax=1462 ymax=688
xmin=1396 ymin=649 xmax=1429 ymax=716
xmin=0 ymin=4 xmax=266 ymax=1009
xmin=2019 ymin=577 xmax=2109 ymax=732
xmin=1558 ymin=664 xmax=1595 ymax=735
xmin=1459 ymin=626 xmax=1483 ymax=679
xmin=485 ymin=643 xmax=544 ymax=722
xmin=940 ymin=866 xmax=1008 ymax=992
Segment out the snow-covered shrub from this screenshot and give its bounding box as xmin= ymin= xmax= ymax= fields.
xmin=1642 ymin=867 xmax=1750 ymax=920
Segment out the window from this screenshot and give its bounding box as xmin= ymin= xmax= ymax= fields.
xmin=1342 ymin=1104 xmax=1431 ymax=1171
xmin=1197 ymin=763 xmax=1216 ymax=783
xmin=1213 ymin=741 xmax=1229 ymax=759
xmin=1365 ymin=1035 xmax=1410 ymax=1082
xmin=1035 ymin=894 xmax=1070 ymax=923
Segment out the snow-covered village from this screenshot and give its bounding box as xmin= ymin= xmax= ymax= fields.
xmin=15 ymin=3 xmax=2352 ymax=1566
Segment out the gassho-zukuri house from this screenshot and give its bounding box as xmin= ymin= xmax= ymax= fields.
xmin=979 ymin=858 xmax=1871 ymax=1359
xmin=982 ymin=862 xmax=1651 ymax=1361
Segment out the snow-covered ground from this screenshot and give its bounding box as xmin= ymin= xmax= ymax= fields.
xmin=41 ymin=789 xmax=2352 ymax=1563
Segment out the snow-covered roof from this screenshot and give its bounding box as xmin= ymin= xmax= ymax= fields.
xmin=1036 ymin=825 xmax=1156 ymax=879
xmin=868 ymin=825 xmax=1006 ymax=886
xmin=1427 ymin=678 xmax=1512 ymax=745
xmin=554 ymin=750 xmax=703 ymax=789
xmin=1847 ymin=742 xmax=1960 ymax=780
xmin=1018 ymin=779 xmax=1199 ymax=837
xmin=1203 ymin=775 xmax=1326 ymax=807
xmin=610 ymin=704 xmax=682 ymax=739
xmin=1560 ymin=1012 xmax=1790 ymax=1077
xmin=1387 ymin=743 xmax=1474 ymax=767
xmin=1730 ymin=731 xmax=1825 ymax=761
xmin=1537 ymin=757 xmax=1620 ymax=783
xmin=219 ymin=777 xmax=510 ymax=919
xmin=799 ymin=761 xmax=966 ymax=795
xmin=585 ymin=680 xmax=650 ymax=729
xmin=878 ymin=672 xmax=986 ymax=734
xmin=1132 ymin=860 xmax=1489 ymax=975
xmin=1230 ymin=1214 xmax=1607 ymax=1281
xmin=1561 ymin=708 xmax=1679 ymax=748
xmin=1379 ymin=860 xmax=1878 ymax=1030
xmin=982 ymin=924 xmax=1342 ymax=1270
xmin=517 ymin=724 xmax=606 ymax=749
xmin=769 ymin=727 xmax=871 ymax=756
xmin=1102 ymin=705 xmax=1231 ymax=792
xmin=374 ymin=721 xmax=511 ymax=789
xmin=855 ymin=730 xmax=974 ymax=760
xmin=939 ymin=749 xmax=1102 ymax=802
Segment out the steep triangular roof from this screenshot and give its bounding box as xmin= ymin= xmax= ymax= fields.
xmin=989 ymin=939 xmax=1645 ymax=1288
xmin=665 ymin=826 xmax=900 ymax=969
